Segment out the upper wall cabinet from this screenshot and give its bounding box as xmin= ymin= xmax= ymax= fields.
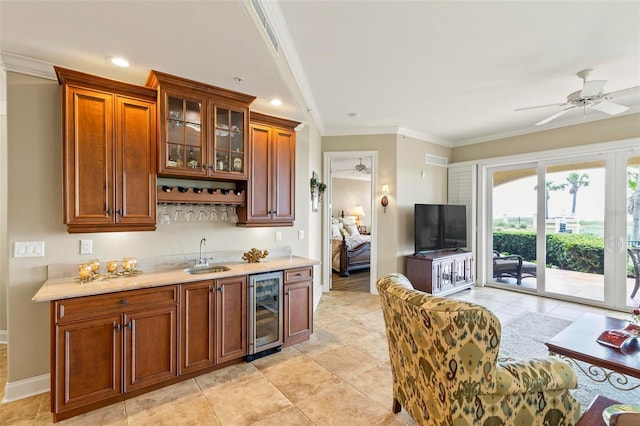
xmin=55 ymin=67 xmax=158 ymax=233
xmin=146 ymin=71 xmax=256 ymax=181
xmin=237 ymin=112 xmax=299 ymax=227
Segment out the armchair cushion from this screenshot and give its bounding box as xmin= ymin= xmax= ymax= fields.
xmin=377 ymin=273 xmax=580 ymax=426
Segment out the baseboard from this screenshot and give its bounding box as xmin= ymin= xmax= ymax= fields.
xmin=0 ymin=330 xmax=7 ymax=344
xmin=1 ymin=373 xmax=49 ymax=403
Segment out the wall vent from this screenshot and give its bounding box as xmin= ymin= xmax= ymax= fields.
xmin=425 ymin=154 xmax=448 ymax=167
xmin=250 ymin=0 xmax=279 ymax=54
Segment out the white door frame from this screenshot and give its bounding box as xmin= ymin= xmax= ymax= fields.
xmin=322 ymin=151 xmax=378 ymax=294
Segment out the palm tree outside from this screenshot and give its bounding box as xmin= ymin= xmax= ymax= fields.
xmin=566 ymin=172 xmax=590 ymax=215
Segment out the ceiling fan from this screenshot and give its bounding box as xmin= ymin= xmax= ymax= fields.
xmin=516 ymin=69 xmax=639 ymax=126
xmin=334 ymin=158 xmax=371 ymax=175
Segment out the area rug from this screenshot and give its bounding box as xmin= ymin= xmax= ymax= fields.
xmin=500 ymin=312 xmax=640 ymax=410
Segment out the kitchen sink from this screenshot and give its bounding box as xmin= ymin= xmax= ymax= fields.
xmin=184 ymin=265 xmax=231 ymax=275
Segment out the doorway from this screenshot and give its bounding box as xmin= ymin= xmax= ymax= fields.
xmin=322 ymin=151 xmax=377 ymax=294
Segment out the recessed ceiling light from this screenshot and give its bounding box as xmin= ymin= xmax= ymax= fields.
xmin=270 ymin=99 xmax=282 ymax=106
xmin=107 ymin=56 xmax=129 ymax=67
xmin=348 ymin=112 xmax=361 ymax=118
xmin=234 ymin=76 xmax=244 ymax=83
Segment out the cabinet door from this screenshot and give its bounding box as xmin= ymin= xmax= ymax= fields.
xmin=115 ymin=96 xmax=157 ymax=226
xmin=247 ymin=123 xmax=272 ymax=221
xmin=123 ymin=305 xmax=178 ymax=392
xmin=211 ymin=104 xmax=249 ymax=179
xmin=181 ymin=280 xmax=215 ymax=374
xmin=216 ymin=276 xmax=247 ymax=363
xmin=284 ymin=281 xmax=313 ymax=344
xmin=158 ymin=90 xmax=208 ymax=177
xmin=54 ymin=314 xmax=122 ymax=413
xmin=272 ymin=127 xmax=295 ymax=222
xmin=63 ymin=87 xmax=114 ymax=226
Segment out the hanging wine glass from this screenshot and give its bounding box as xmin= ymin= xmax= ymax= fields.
xmin=159 ymin=203 xmax=171 ymax=224
xmin=173 ymin=203 xmax=183 ymax=222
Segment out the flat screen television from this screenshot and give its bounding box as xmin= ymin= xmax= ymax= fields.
xmin=414 ymin=204 xmax=467 ymax=254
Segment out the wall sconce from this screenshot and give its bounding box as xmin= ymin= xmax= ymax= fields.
xmin=381 ymin=184 xmax=389 ymax=213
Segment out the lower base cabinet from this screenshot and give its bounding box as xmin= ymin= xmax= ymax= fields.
xmin=283 ymin=267 xmax=313 ymax=345
xmin=52 ymin=287 xmax=178 ymax=420
xmin=50 ymin=268 xmax=312 ymax=422
xmin=181 ymin=276 xmax=247 ymax=375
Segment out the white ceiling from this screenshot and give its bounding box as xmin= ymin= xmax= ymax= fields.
xmin=1 ymin=1 xmax=639 ymax=147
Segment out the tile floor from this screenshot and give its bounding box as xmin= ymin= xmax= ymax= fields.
xmin=0 ymin=285 xmax=632 ymax=425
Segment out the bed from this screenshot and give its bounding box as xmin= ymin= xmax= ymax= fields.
xmin=331 ymin=216 xmax=371 ymax=277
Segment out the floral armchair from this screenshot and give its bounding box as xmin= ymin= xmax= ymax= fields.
xmin=377 ymin=273 xmax=580 ymax=426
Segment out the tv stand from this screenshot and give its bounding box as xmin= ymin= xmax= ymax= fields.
xmin=406 ymin=251 xmax=474 ymax=296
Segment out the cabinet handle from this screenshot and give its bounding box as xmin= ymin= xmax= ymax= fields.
xmin=295 ymin=273 xmax=302 ymax=276
xmin=115 ymin=323 xmax=121 ymax=332
xmin=119 ymin=299 xmax=128 ymax=305
xmin=126 ymin=322 xmax=132 ymax=330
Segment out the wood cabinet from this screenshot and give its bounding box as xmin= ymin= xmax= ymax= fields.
xmin=51 ymin=286 xmax=178 ymax=421
xmin=146 ymin=71 xmax=255 ymax=180
xmin=180 ymin=276 xmax=247 ymax=375
xmin=238 ymin=112 xmax=299 ymax=227
xmin=283 ymin=267 xmax=313 ymax=345
xmin=55 ymin=67 xmax=157 ymax=233
xmin=406 ymin=251 xmax=475 ymax=296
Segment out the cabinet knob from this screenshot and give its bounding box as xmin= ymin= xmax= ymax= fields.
xmin=119 ymin=299 xmax=128 ymax=305
xmin=117 ymin=209 xmax=123 ymax=216
xmin=218 ymin=286 xmax=224 ymax=293
xmin=107 ymin=208 xmax=113 ymax=216
xmin=126 ymin=322 xmax=132 ymax=330
xmin=115 ymin=323 xmax=121 ymax=332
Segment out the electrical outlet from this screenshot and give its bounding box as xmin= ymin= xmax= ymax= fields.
xmin=80 ymin=239 xmax=92 ymax=255
xmin=298 ymin=230 xmax=304 ymax=240
xmin=275 ymin=232 xmax=282 ymax=242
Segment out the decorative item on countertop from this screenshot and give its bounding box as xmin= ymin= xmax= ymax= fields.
xmin=242 ymin=248 xmax=269 ymax=263
xmin=75 ymin=257 xmax=142 ymax=284
xmin=632 ymin=307 xmax=640 ymax=324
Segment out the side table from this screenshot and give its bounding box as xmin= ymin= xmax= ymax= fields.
xmin=576 ymin=395 xmax=619 ymax=426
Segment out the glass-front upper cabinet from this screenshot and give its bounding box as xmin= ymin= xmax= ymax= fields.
xmin=147 ymin=70 xmax=255 ymax=180
xmin=214 ymin=106 xmax=247 ymax=178
xmin=162 ymin=94 xmax=207 ymax=176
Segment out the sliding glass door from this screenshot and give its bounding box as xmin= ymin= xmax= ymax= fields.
xmin=488 ymin=150 xmax=639 ymax=310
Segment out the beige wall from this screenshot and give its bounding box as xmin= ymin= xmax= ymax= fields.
xmin=331 ymin=177 xmax=371 ymax=228
xmin=4 ymin=72 xmax=321 ymax=384
xmin=452 ymin=113 xmax=640 ymax=163
xmin=395 ymin=135 xmax=451 ymax=270
xmin=0 ymin=68 xmax=7 ymax=335
xmin=322 ymin=134 xmax=451 ymax=278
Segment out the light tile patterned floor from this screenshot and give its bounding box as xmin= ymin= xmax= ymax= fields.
xmin=0 ymin=286 xmax=633 ymax=425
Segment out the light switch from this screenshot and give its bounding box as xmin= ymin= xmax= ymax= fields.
xmin=14 ymin=242 xmax=45 ymax=257
xmin=298 ymin=230 xmax=304 ymax=240
xmin=275 ymin=232 xmax=282 ymax=242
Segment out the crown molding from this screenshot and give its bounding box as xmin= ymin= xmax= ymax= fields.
xmin=0 ymin=52 xmax=56 ymax=80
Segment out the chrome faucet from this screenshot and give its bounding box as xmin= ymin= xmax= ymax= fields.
xmin=197 ymin=237 xmax=208 ymax=266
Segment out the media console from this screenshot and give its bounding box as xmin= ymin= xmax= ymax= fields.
xmin=406 ymin=251 xmax=474 ymax=296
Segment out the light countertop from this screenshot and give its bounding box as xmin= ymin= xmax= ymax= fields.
xmin=33 ymin=256 xmax=320 ymax=302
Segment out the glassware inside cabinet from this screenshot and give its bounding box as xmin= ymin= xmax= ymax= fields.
xmin=165 ymin=95 xmax=203 ymax=170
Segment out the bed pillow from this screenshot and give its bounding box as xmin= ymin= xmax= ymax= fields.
xmin=341 ymin=216 xmax=357 ymax=226
xmin=331 ymin=223 xmax=342 ymax=238
xmin=345 ymin=223 xmax=360 ymax=236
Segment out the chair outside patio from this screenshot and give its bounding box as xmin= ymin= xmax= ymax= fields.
xmin=628 ymin=247 xmax=640 ymax=299
xmin=493 ymin=250 xmax=537 ymax=285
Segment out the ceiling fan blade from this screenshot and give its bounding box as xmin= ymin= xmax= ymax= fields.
xmin=581 ymin=80 xmax=606 ymax=97
xmin=535 ymin=106 xmax=575 ymax=126
xmin=591 ymin=101 xmax=629 ymax=115
xmin=515 ymin=102 xmax=566 ymax=112
xmin=603 ymin=86 xmax=640 ymax=98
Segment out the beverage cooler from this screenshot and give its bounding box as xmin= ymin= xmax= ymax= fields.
xmin=247 ymin=271 xmax=283 ymax=360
